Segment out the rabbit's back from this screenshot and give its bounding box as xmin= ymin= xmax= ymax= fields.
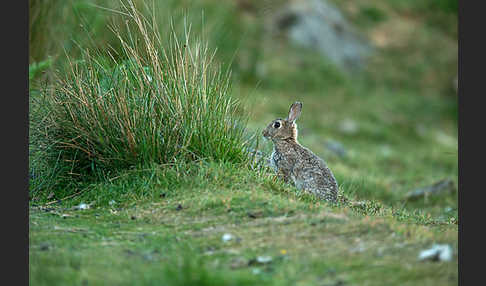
xmin=292 ymin=147 xmax=338 ymax=201
xmin=271 ymin=141 xmax=338 ymax=201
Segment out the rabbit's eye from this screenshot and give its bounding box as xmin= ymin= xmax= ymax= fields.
xmin=273 ymin=121 xmax=281 ymax=128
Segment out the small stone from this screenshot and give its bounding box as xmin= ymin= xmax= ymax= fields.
xmin=325 ymin=140 xmax=347 ymax=158
xmin=256 ymin=256 xmax=273 ymax=264
xmin=418 ymin=244 xmax=453 ymax=262
xmin=222 ymin=233 xmax=234 ymax=242
xmin=143 ymin=254 xmax=154 ymax=261
xmin=338 ymin=119 xmax=358 ymax=135
xmin=405 ymin=179 xmax=456 ymax=201
xmin=76 ymin=203 xmax=89 ymax=210
xmin=434 ymin=131 xmax=457 ymax=147
xmin=249 ymin=256 xmax=273 ymax=265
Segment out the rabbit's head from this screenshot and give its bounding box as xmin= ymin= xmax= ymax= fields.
xmin=262 ymin=102 xmax=302 ymax=141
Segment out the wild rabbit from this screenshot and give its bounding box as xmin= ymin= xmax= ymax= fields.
xmin=262 ymin=102 xmax=338 ymax=202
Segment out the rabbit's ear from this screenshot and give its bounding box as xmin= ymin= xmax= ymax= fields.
xmin=287 ymin=102 xmax=302 ymax=123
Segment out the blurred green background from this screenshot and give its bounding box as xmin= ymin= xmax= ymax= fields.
xmin=29 ymin=1 xmax=458 ymax=285
xmin=29 ymin=0 xmax=457 ymax=214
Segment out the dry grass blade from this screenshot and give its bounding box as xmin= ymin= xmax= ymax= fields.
xmin=33 ymin=0 xmax=253 ymax=183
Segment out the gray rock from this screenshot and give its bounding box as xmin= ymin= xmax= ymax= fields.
xmin=270 ymin=0 xmax=373 ymax=72
xmin=249 ymin=255 xmax=273 ymax=266
xmin=418 ymin=244 xmax=453 ymax=262
xmin=405 ymin=179 xmax=456 ymax=201
xmin=39 ymin=242 xmax=50 ymax=251
xmin=256 ymin=256 xmax=273 ymax=264
xmin=325 ymin=140 xmax=347 ymax=158
xmin=74 ymin=203 xmax=90 ymax=210
xmin=222 ymin=233 xmax=234 ymax=242
xmin=338 ymin=118 xmax=359 ymax=134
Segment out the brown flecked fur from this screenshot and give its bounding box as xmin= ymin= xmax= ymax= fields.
xmin=262 ymin=102 xmax=338 ymax=202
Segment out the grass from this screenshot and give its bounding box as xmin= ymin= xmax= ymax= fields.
xmin=29 ymin=0 xmax=254 ymax=201
xmin=29 ymin=0 xmax=457 ymax=285
xmin=30 ymin=161 xmax=458 ymax=285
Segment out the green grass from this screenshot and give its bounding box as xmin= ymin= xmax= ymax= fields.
xmin=30 ymin=162 xmax=458 ymax=285
xmin=29 ymin=0 xmax=457 ymax=285
xmin=29 ymin=0 xmax=254 ymax=200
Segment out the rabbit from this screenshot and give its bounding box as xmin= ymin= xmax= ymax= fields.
xmin=262 ymin=102 xmax=338 ymax=202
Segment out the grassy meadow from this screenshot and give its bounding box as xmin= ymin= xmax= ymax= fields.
xmin=29 ymin=0 xmax=458 ymax=285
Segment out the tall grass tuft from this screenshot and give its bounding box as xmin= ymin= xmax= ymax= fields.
xmin=33 ymin=0 xmax=252 ymax=183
